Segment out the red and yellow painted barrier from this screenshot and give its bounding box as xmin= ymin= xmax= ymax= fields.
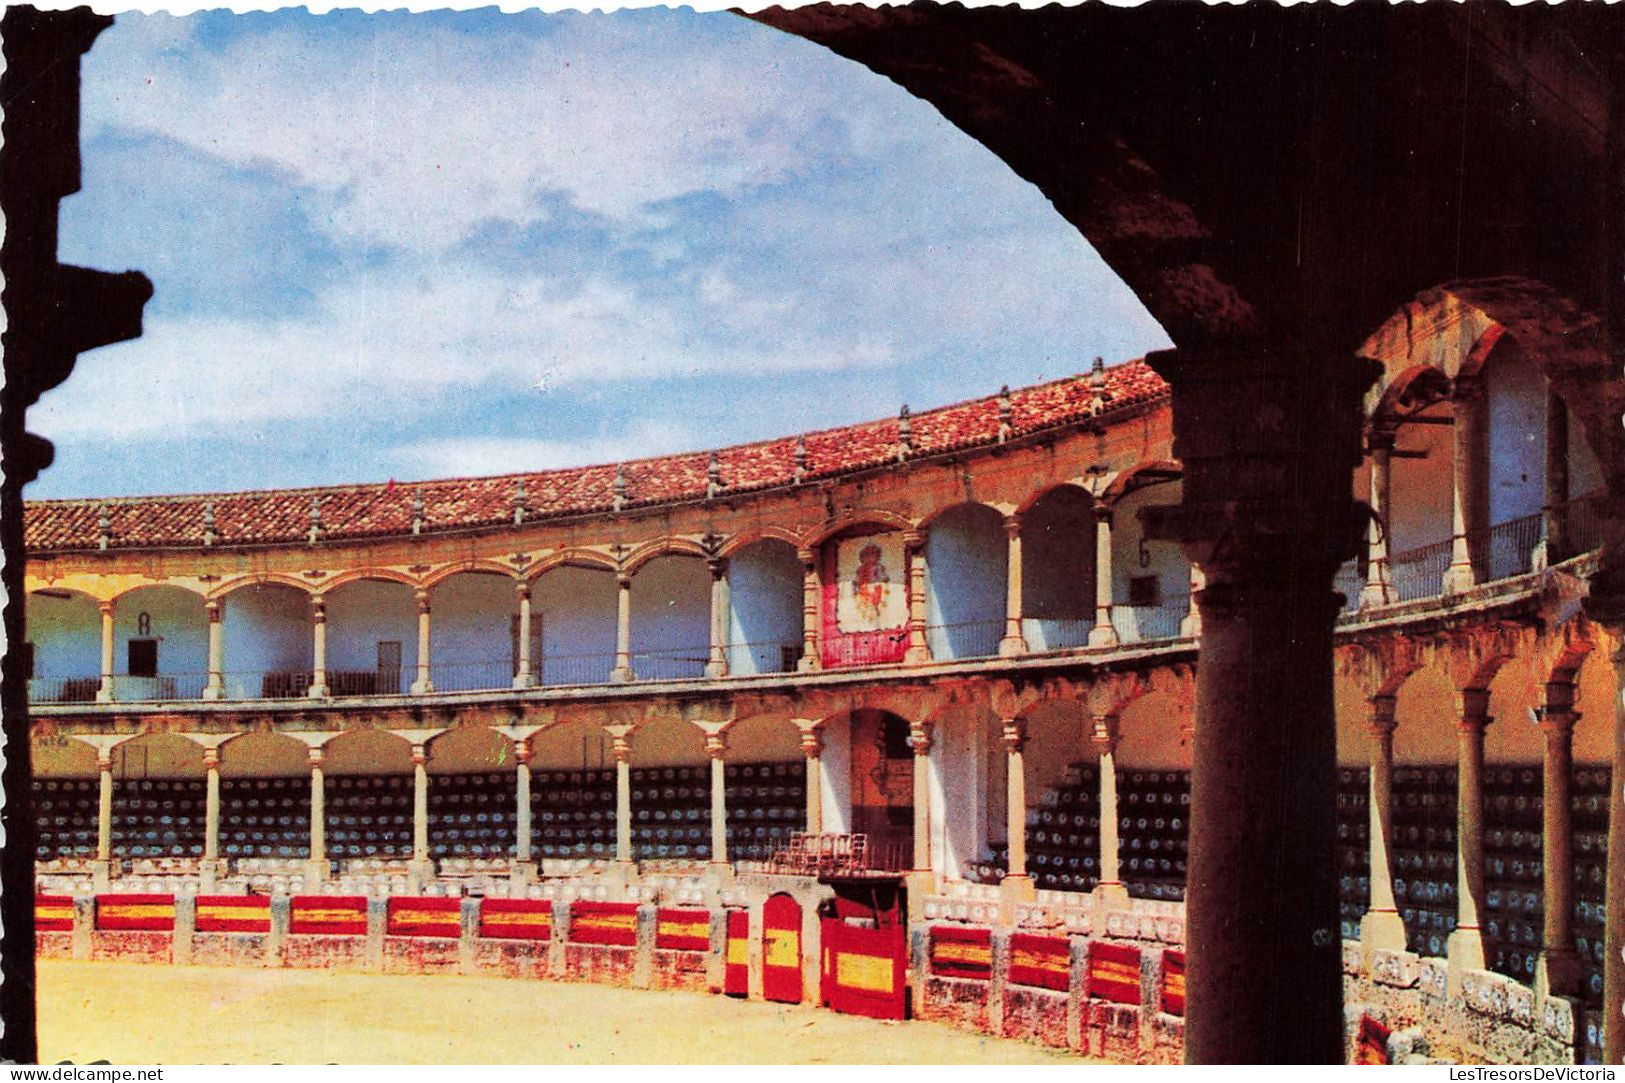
xmin=195 ymin=895 xmax=271 ymax=934
xmin=479 ymin=897 xmax=551 ymax=941
xmin=1355 ymin=1014 xmax=1391 ymax=1064
xmin=655 ymin=908 xmax=710 ymax=952
xmin=1160 ymin=949 xmax=1186 ymax=1016
xmin=387 ymin=896 xmax=461 ymax=938
xmin=1008 ymin=932 xmax=1070 ymax=992
xmin=569 ymin=901 xmax=637 ymax=947
xmin=36 ymin=894 xmax=74 ymax=933
xmin=96 ymin=893 xmax=175 ymax=932
xmin=822 ymin=919 xmax=906 ymax=1020
xmin=928 ymin=925 xmax=993 ymax=981
xmin=290 ymin=895 xmax=367 ymax=935
xmin=1087 ymin=941 xmax=1142 ymax=1004
xmin=724 ymin=909 xmax=749 ymax=996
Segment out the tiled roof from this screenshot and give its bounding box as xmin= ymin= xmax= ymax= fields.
xmin=25 ymin=360 xmax=1168 ymax=552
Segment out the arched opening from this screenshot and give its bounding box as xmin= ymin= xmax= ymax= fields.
xmin=726 ymin=539 xmax=802 ymax=675
xmin=1390 ymin=666 xmax=1459 ymax=959
xmin=1116 ymin=690 xmax=1193 ymax=901
xmin=1020 ymin=486 xmax=1095 ymax=651
xmin=722 ymin=716 xmax=805 ymax=864
xmin=1480 ymin=660 xmax=1542 ymax=986
xmin=219 ymin=581 xmax=312 ymax=699
xmin=995 ymin=700 xmax=1097 ymax=892
xmin=843 ymin=707 xmax=914 ymax=867
xmin=530 ymin=721 xmax=614 ymax=861
xmin=219 ymin=733 xmax=311 ymax=861
xmin=429 ymin=571 xmax=516 ymax=692
xmin=111 ymin=733 xmax=206 ymax=860
xmin=1108 ymin=478 xmax=1188 ymax=642
xmin=32 ymin=737 xmax=97 ymax=862
xmin=112 ymin=585 xmax=208 ymax=701
xmin=25 ymin=588 xmax=101 ymax=703
xmin=324 ymin=579 xmax=417 ymax=696
xmin=920 ymin=701 xmax=993 ymax=881
xmin=427 ymin=726 xmax=515 ymax=859
xmin=820 ymin=526 xmax=910 ymax=669
xmin=322 ymin=729 xmax=414 ymax=861
xmin=630 ymin=554 xmax=710 ymax=681
xmin=531 ymin=564 xmax=617 ymax=687
xmin=923 ymin=503 xmax=1006 ymax=660
xmin=630 ymin=718 xmax=708 ymax=861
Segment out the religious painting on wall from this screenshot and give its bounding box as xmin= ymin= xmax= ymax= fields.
xmin=821 ymin=530 xmax=909 ymax=668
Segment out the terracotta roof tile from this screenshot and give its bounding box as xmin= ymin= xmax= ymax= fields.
xmin=25 ymin=360 xmax=1168 ymax=552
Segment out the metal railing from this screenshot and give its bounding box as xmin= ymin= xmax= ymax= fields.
xmin=428 ymin=659 xmax=515 ymax=693
xmin=925 ymin=618 xmax=1004 ymax=661
xmin=109 ymin=673 xmax=208 ymax=702
xmin=1389 ymin=538 xmax=1452 ymax=602
xmin=1564 ymin=492 xmax=1608 ymax=558
xmin=629 ymin=646 xmax=710 ymax=683
xmin=222 ymin=670 xmax=314 ymax=700
xmin=1484 ymin=512 xmax=1543 ymax=582
xmin=534 ymin=653 xmax=617 ymax=688
xmin=1110 ymin=594 xmax=1190 ymax=643
xmin=1020 ymin=616 xmax=1092 ymax=652
xmin=27 ymin=675 xmax=101 ymax=704
xmin=724 ymin=640 xmax=800 ymax=676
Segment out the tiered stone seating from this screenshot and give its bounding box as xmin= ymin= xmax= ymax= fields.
xmin=429 ymin=771 xmax=513 ymax=858
xmin=1336 ymin=768 xmax=1370 ymax=941
xmin=33 ymin=778 xmax=97 ymax=859
xmin=327 ymin=775 xmax=412 ymax=858
xmin=112 ymin=779 xmax=205 ymax=858
xmin=1118 ymin=771 xmax=1189 ymax=901
xmin=1391 ymin=766 xmax=1458 ymax=958
xmin=1484 ymin=766 xmax=1542 ymax=983
xmin=221 ymin=777 xmax=309 ymax=859
xmin=724 ymin=762 xmax=803 ymax=861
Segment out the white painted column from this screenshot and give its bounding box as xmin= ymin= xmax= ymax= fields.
xmin=612 ymin=730 xmax=633 ymax=863
xmin=800 ymin=727 xmax=823 ymax=834
xmin=1093 ymin=715 xmax=1126 ymax=905
xmin=1181 ymin=562 xmax=1205 ymax=638
xmin=706 ymin=557 xmax=729 ymax=678
xmin=1089 ymin=507 xmax=1118 ymax=648
xmin=1442 ymin=375 xmax=1484 ymax=595
xmin=1001 ymin=718 xmax=1030 ymax=882
xmin=203 ymin=600 xmax=225 ymax=700
xmin=1536 ymin=681 xmax=1580 ymax=997
xmin=1361 ymin=696 xmax=1405 ymax=952
xmin=904 ymin=530 xmax=931 ymax=664
xmin=410 ymin=589 xmax=434 ymax=695
xmin=97 ymin=600 xmax=115 ymax=702
xmin=909 ymin=723 xmax=933 ymax=875
xmin=1447 ymin=688 xmax=1490 ymax=982
xmin=308 ymin=596 xmax=329 ymax=699
xmin=999 ymin=514 xmax=1028 ymax=656
xmin=512 ymin=582 xmax=533 ymax=690
xmin=797 ymin=547 xmax=821 ymax=672
xmin=1361 ymin=433 xmax=1394 ymax=608
xmin=514 ymin=741 xmax=533 ymax=864
xmin=308 ymin=747 xmax=327 ymax=871
xmin=708 ymin=733 xmax=729 ymax=866
xmin=412 ymin=742 xmax=430 ymax=863
xmin=202 ymin=746 xmax=221 ymax=861
xmin=611 ymin=573 xmax=634 ymax=683
xmin=96 ymin=751 xmax=114 ymax=861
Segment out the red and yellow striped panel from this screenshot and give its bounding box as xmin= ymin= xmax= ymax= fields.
xmin=832 ymin=946 xmax=898 ymax=996
xmin=479 ymin=897 xmax=551 ymax=941
xmin=569 ymin=901 xmax=638 ymax=947
xmin=1088 ymin=941 xmax=1142 ymax=1005
xmin=1355 ymin=1014 xmax=1391 ymax=1064
xmin=1160 ymin=950 xmax=1186 ymax=1016
xmin=35 ymin=894 xmax=74 ymax=933
xmin=655 ymin=907 xmax=711 ymax=952
xmin=929 ymin=925 xmax=992 ymax=981
xmin=387 ymin=896 xmax=461 ymax=938
xmin=724 ymin=909 xmax=749 ymax=997
xmin=96 ymin=893 xmax=175 ymax=932
xmin=195 ymin=895 xmax=271 ymax=934
xmin=1008 ymin=932 xmax=1071 ymax=992
xmin=290 ymin=895 xmax=367 ymax=935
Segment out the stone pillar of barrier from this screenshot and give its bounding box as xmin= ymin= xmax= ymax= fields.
xmin=268 ymin=894 xmax=290 ymax=968
xmin=72 ymin=896 xmax=93 ymax=960
xmin=458 ymin=897 xmax=480 ymax=975
xmin=548 ymin=898 xmax=570 ymax=978
xmin=365 ymin=897 xmax=387 ymax=971
xmin=172 ymin=895 xmax=196 ymax=966
xmin=633 ymin=904 xmax=656 ymax=990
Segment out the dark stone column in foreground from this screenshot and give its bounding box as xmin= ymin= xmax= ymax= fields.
xmin=1142 ymin=344 xmax=1378 ymax=1064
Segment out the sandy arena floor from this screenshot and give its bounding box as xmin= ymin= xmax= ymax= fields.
xmin=38 ymin=960 xmax=1088 ymax=1065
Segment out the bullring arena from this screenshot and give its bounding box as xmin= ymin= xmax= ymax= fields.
xmin=25 ymin=313 xmax=1623 ymax=1064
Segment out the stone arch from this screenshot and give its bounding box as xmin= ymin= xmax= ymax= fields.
xmin=530 ymin=718 xmax=612 ymax=772
xmin=801 ymin=509 xmax=917 ymax=550
xmin=218 ymin=730 xmax=309 ymax=778
xmin=217 ymin=580 xmax=314 ymax=700
xmin=420 ymin=560 xmax=516 ymax=591
xmin=629 ymin=552 xmax=711 ymax=681
xmin=25 ymin=587 xmax=101 ymax=701
xmin=528 ymin=560 xmax=618 ymax=687
xmin=1117 ymin=687 xmax=1194 ymax=771
xmin=725 ymin=537 xmax=802 ymax=676
xmin=1019 ymin=483 xmax=1096 ymax=651
xmin=110 ymin=584 xmax=209 ymax=699
xmin=718 ymin=526 xmax=801 ymax=558
xmin=323 ymin=727 xmax=413 ymax=776
xmin=628 ymin=715 xmax=707 ymax=769
xmin=427 ymin=724 xmax=512 ymax=775
xmin=322 ymin=577 xmax=419 ymax=695
xmin=113 ymin=730 xmax=206 ymax=779
xmin=624 ymin=536 xmax=711 ymax=575
xmin=523 ymin=548 xmax=619 ymax=581
xmin=317 ymin=567 xmax=421 ymax=594
xmin=208 ymin=573 xmax=314 ymax=601
xmin=427 ymin=569 xmax=515 ymax=691
xmin=31 ymin=733 xmax=98 ymax=777
xmin=922 ymin=501 xmax=1007 ymax=660
xmin=1101 ymin=460 xmax=1181 ymax=506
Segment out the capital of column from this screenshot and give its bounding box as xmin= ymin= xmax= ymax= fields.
xmin=1000 ymin=718 xmax=1026 ymax=752
xmin=616 ymin=571 xmax=633 ymax=590
xmin=414 ymin=589 xmax=431 ymax=614
xmin=799 ymin=729 xmax=823 ymax=757
xmin=902 ymin=529 xmax=925 ymax=552
xmin=907 ymin=723 xmax=933 ymax=756
xmin=1539 ymin=709 xmax=1579 ymax=740
xmin=1090 ymin=713 xmax=1119 ymax=751
xmin=97 ymin=754 xmax=113 ymax=772
xmin=705 ymin=734 xmax=727 ymax=760
xmin=707 ymin=556 xmax=727 ymax=581
xmin=1368 ymin=695 xmax=1398 ymax=739
xmin=311 ymin=596 xmax=327 ymax=622
xmin=205 ymin=600 xmax=221 ymax=623
xmin=307 ymin=747 xmax=326 ymax=769
xmin=202 ymin=747 xmax=221 ymax=769
xmin=98 ymin=599 xmax=115 ymax=618
xmin=516 ymin=580 xmax=531 ymax=602
xmin=610 ymin=735 xmax=632 ymax=763
xmin=411 ymin=744 xmax=428 ymax=767
xmin=796 ymin=547 xmax=817 ymax=570
xmin=514 ymin=742 xmax=533 ymax=765
xmin=1092 ymin=503 xmax=1112 ymax=526
xmin=1459 ymin=687 xmax=1492 ymax=731
xmin=1004 ymin=513 xmax=1022 ymax=539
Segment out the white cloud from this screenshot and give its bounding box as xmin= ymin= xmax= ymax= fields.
xmin=386 ymin=419 xmax=702 ymax=478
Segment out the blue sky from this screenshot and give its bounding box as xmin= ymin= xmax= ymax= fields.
xmin=34 ymin=7 xmax=1169 ymax=499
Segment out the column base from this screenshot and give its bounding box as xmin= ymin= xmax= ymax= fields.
xmin=1446 ymin=925 xmax=1486 ymax=993
xmin=998 ymin=634 xmax=1027 ymax=658
xmin=609 ymin=667 xmax=634 ymax=684
xmin=198 ymin=858 xmax=226 ymax=891
xmin=1092 ymin=880 xmax=1130 ymax=911
xmin=1359 ymin=908 xmax=1407 ymax=957
xmin=409 ymin=679 xmax=434 ymax=696
xmin=509 ymin=860 xmax=539 ymax=890
xmin=1087 ymin=623 xmax=1118 ymax=649
xmin=91 ymin=859 xmax=115 ymax=892
xmin=1441 ymin=562 xmax=1476 ymax=597
xmin=511 ymin=674 xmax=533 ymax=691
xmin=999 ymin=872 xmax=1037 ymax=903
xmin=1358 ymin=582 xmax=1391 ymax=610
xmin=1530 ymin=540 xmax=1551 ymax=574
xmin=797 ymin=654 xmax=820 ymax=673
xmin=202 ymin=684 xmax=225 ymax=702
xmin=905 ymin=869 xmax=937 ymax=900
xmin=406 ymin=859 xmax=435 ymax=892
xmin=1535 ymin=946 xmax=1582 ymax=1000
xmin=306 ymin=683 xmax=330 ymax=700
xmin=704 ymin=661 xmax=727 ymax=679
xmin=1179 ymin=614 xmax=1201 ymax=638
xmin=302 ymin=858 xmax=331 ymax=889
xmin=707 ymin=860 xmax=736 ymax=886
xmin=96 ymin=687 xmax=113 ymax=704
xmin=903 ymin=646 xmax=931 ymax=665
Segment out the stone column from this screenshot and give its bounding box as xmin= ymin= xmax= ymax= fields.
xmin=514 ymin=741 xmax=534 ymax=865
xmin=904 ymin=530 xmax=931 ymax=664
xmin=612 ymin=731 xmax=634 ymax=864
xmin=707 ymin=733 xmax=728 ymax=867
xmin=797 ymin=547 xmax=821 ymax=672
xmin=410 ymin=589 xmax=434 ymax=695
xmin=512 ymin=582 xmax=533 ymax=689
xmin=1603 ymin=632 xmax=1625 ymax=1064
xmin=1180 ymin=563 xmax=1205 ymax=638
xmin=800 ymin=728 xmax=823 ymax=834
xmin=999 ymin=514 xmax=1028 ymax=656
xmin=202 ymin=746 xmax=221 ymax=862
xmin=1000 ymin=718 xmax=1035 ymax=902
xmin=611 ymin=573 xmax=634 ymax=682
xmin=410 ymin=742 xmax=432 ymax=885
xmin=1447 ymin=688 xmax=1491 ymax=981
xmin=1535 ymin=681 xmax=1580 ymax=997
xmin=203 ymin=599 xmax=225 ymax=700
xmin=1537 ymin=391 xmax=1570 ymax=569
xmin=96 ymin=751 xmax=114 ymax=862
xmin=1360 ymin=696 xmax=1405 ymax=953
xmin=1092 ymin=714 xmax=1127 ymax=907
xmin=1360 ymin=432 xmax=1394 ymax=609
xmin=97 ymin=599 xmax=115 ymax=702
xmin=1140 ymin=343 xmax=1377 ymax=1063
xmin=1088 ymin=507 xmax=1118 ymax=648
xmin=909 ymin=723 xmax=933 ymax=878
xmin=306 ymin=747 xmax=328 ymax=884
xmin=1442 ymin=374 xmax=1485 ymax=595
xmin=308 ymin=595 xmax=329 ymax=699
xmin=706 ymin=557 xmax=729 ymax=678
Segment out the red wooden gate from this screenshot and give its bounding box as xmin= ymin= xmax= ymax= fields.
xmin=724 ymin=908 xmax=749 ymax=997
xmin=820 ymin=919 xmax=906 ymax=1020
xmin=761 ymin=893 xmax=803 ymax=1004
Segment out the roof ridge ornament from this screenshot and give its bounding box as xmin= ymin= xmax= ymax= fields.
xmin=793 ymin=434 xmax=808 ymax=485
xmin=998 ymin=385 xmax=1013 ymax=444
xmin=97 ymin=503 xmax=112 ymax=551
xmin=1088 ymin=356 xmax=1111 ymax=415
xmin=707 ymin=450 xmax=722 ymax=500
xmin=512 ymin=478 xmax=528 ymax=526
xmin=308 ymin=496 xmax=323 ymax=545
xmin=202 ymin=501 xmax=217 ymax=547
xmin=411 ymin=490 xmax=425 ymax=536
xmin=897 ymin=404 xmax=912 ymax=462
xmin=612 ymin=463 xmax=627 ymax=513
